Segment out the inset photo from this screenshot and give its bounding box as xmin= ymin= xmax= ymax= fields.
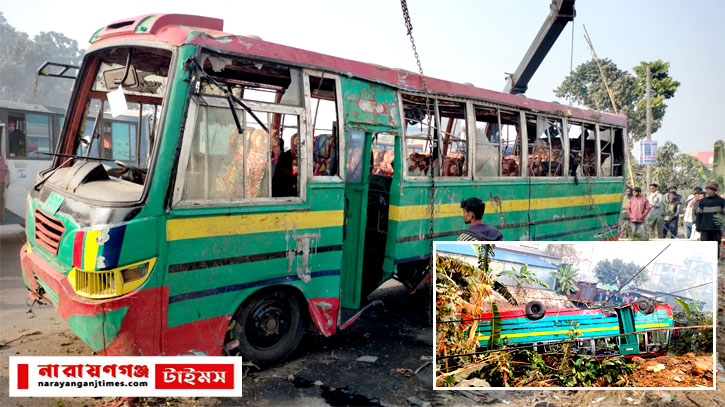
xmin=434 ymin=241 xmax=716 ymax=389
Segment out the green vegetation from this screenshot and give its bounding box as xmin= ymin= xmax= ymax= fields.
xmin=553 ymin=265 xmax=579 ymax=295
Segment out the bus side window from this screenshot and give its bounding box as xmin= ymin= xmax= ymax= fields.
xmin=499 ymin=110 xmax=521 ymax=176
xmin=371 ymin=133 xmax=395 ymax=177
xmin=528 ymin=116 xmax=563 ymax=177
xmin=438 ymin=101 xmax=467 ymax=177
xmin=582 ymin=125 xmax=597 ymax=176
xmin=474 ymin=106 xmax=499 ymax=177
xmin=402 ymin=95 xmax=435 ymax=177
xmin=309 ymin=75 xmax=339 ymax=177
xmin=612 ymin=127 xmax=624 ymax=176
xmin=567 ymin=121 xmax=583 ymax=176
xmin=7 ymin=114 xmax=51 ymax=159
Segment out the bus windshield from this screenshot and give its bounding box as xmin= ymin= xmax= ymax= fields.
xmin=47 ymin=46 xmax=172 ymax=202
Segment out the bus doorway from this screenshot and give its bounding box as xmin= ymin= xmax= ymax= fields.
xmin=340 ymin=129 xmax=372 ymax=309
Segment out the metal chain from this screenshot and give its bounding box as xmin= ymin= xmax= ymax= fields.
xmin=401 ymin=0 xmax=436 ymax=281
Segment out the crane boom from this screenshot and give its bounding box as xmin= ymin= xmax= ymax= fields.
xmin=504 ymin=0 xmax=576 ymax=95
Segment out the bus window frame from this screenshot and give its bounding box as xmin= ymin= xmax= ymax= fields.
xmin=172 ymin=94 xmax=308 ymax=208
xmin=4 ymin=110 xmax=55 ymax=161
xmin=40 ymin=41 xmax=177 ymax=209
xmin=400 ymin=91 xmax=472 ymax=182
xmin=528 ymin=114 xmax=566 ymax=179
xmin=470 ymin=102 xmax=528 ymax=180
xmin=303 ymin=68 xmax=345 ymax=182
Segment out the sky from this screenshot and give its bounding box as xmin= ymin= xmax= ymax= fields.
xmin=2 ymin=0 xmax=723 ymax=153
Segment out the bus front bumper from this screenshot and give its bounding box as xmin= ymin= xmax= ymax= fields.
xmin=19 ymin=243 xmax=167 ymax=356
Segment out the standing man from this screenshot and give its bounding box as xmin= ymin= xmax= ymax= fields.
xmin=695 ymin=182 xmax=725 ymax=258
xmin=646 ymin=183 xmax=664 ymax=239
xmin=627 ymin=187 xmax=651 ymax=239
xmin=620 ymin=186 xmax=633 ymax=238
xmin=683 ymin=187 xmax=702 ymax=239
xmin=457 ymin=197 xmax=503 ymax=241
xmin=663 ymin=191 xmax=681 ymax=238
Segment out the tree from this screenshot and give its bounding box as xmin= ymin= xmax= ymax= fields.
xmin=0 ymin=12 xmax=83 ymax=107
xmin=555 ymin=59 xmax=680 ymax=144
xmin=593 ymin=259 xmax=647 ymax=291
xmin=553 ymin=265 xmax=579 ymax=296
xmin=498 ymin=264 xmax=548 ymax=296
xmin=632 ymin=141 xmax=706 ymax=191
xmin=545 ymin=244 xmax=580 ymax=265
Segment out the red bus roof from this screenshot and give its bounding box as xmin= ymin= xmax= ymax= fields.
xmin=89 ymin=13 xmax=627 ymax=127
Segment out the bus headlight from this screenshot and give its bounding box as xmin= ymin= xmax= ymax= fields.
xmin=69 ymin=258 xmax=156 ymax=299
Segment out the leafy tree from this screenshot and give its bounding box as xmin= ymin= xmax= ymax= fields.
xmin=555 ymin=59 xmax=680 ymax=143
xmin=553 ymin=265 xmax=579 ymax=295
xmin=545 ymin=244 xmax=580 ymax=264
xmin=0 ymin=12 xmax=83 ymax=107
xmin=593 ymin=258 xmax=647 ymax=291
xmin=436 ymin=244 xmax=517 ymax=386
xmin=631 ymin=141 xmax=706 ymax=191
xmin=498 ymin=264 xmax=548 ymax=296
xmin=690 ymin=140 xmax=725 ymax=189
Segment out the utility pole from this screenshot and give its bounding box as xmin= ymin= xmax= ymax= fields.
xmin=646 ymin=65 xmax=652 ymax=187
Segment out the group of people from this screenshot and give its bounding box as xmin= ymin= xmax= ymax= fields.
xmin=623 ymin=181 xmax=725 ymax=254
xmin=593 ymin=290 xmax=640 ymax=305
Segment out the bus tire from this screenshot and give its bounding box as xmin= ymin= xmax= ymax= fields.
xmin=636 ymin=299 xmax=654 ymax=314
xmin=229 ymin=289 xmax=304 ymax=366
xmin=525 ymin=300 xmax=546 ymax=320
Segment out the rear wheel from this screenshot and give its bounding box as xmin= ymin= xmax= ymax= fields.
xmin=636 ymin=299 xmax=654 ymax=314
xmin=525 ymin=300 xmax=546 ymax=320
xmin=226 ymin=289 xmax=304 ymax=365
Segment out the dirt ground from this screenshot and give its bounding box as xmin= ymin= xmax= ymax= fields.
xmin=2 ymin=225 xmax=725 ymax=407
xmin=628 ymin=354 xmax=713 ymax=387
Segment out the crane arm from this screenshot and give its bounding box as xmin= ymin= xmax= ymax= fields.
xmin=504 ymin=0 xmax=576 ymax=95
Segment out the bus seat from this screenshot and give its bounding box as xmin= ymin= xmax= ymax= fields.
xmin=313 ymin=134 xmax=337 ymax=176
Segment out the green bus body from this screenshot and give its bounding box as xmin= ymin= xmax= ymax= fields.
xmin=20 ymin=14 xmax=626 ymax=363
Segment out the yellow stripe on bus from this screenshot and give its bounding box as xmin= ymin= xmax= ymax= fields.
xmin=477 ymin=325 xmax=618 ymax=341
xmin=166 ymin=210 xmax=344 ymax=241
xmin=389 ymin=193 xmax=621 ymax=222
xmin=635 ymin=323 xmax=671 ymax=329
xmin=83 ymin=230 xmax=101 ymax=271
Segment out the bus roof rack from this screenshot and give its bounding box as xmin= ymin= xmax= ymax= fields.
xmin=91 ymin=14 xmax=224 ymax=43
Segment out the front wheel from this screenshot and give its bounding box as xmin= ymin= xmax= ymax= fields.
xmin=225 ymin=289 xmax=304 ymax=366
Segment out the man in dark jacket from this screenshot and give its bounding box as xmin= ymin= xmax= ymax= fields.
xmin=457 ymin=197 xmax=503 ymax=241
xmin=695 ymin=181 xmax=725 ymax=257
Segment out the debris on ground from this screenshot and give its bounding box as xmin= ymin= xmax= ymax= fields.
xmin=356 ymin=355 xmax=378 ymax=363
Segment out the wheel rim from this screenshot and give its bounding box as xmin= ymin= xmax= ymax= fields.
xmin=245 ymin=298 xmax=291 ymax=350
xmin=531 ymin=304 xmax=541 ymax=314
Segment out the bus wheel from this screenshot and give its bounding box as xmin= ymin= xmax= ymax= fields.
xmin=636 ymin=299 xmax=654 ymax=314
xmin=229 ymin=289 xmax=304 ymax=365
xmin=525 ymin=300 xmax=546 ymax=320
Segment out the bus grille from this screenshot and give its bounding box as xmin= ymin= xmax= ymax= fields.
xmin=34 ymin=209 xmax=65 ymax=255
xmin=73 ymin=269 xmax=118 ymax=298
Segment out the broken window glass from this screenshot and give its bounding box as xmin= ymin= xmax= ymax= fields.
xmin=402 ymin=94 xmax=436 ymax=177
xmin=528 ymin=116 xmax=564 ymax=176
xmin=474 ymin=107 xmax=499 ymax=177
xmin=438 ymin=100 xmax=467 ymax=177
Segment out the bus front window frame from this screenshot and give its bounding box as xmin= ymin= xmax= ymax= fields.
xmin=42 ymin=42 xmax=176 ymax=207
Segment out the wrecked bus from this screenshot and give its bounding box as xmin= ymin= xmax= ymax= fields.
xmin=476 ymin=301 xmax=673 ymax=358
xmin=20 ymin=14 xmax=627 ymax=364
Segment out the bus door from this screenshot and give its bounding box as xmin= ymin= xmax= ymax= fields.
xmin=341 ymin=130 xmax=371 ymax=309
xmin=616 ymin=306 xmax=639 ymax=356
xmin=339 ymin=77 xmax=401 ymax=310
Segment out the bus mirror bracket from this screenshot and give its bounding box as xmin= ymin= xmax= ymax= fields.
xmin=36 ymin=61 xmax=79 ymax=80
